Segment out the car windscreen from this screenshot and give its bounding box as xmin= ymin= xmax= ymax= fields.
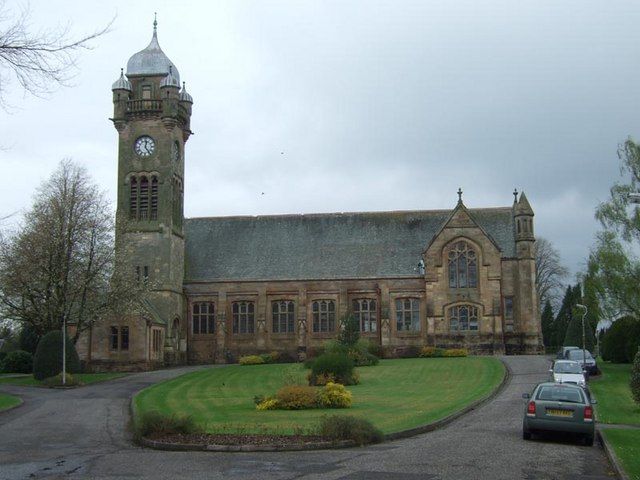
xmin=536 ymin=386 xmax=584 ymax=403
xmin=568 ymin=350 xmax=593 ymax=360
xmin=554 ymin=362 xmax=582 ymax=374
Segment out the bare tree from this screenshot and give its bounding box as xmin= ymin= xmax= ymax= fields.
xmin=0 ymin=2 xmax=112 ymax=108
xmin=534 ymin=237 xmax=569 ymax=308
xmin=0 ymin=160 xmax=144 ymax=341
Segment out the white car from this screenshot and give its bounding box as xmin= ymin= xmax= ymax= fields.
xmin=550 ymin=360 xmax=587 ymax=388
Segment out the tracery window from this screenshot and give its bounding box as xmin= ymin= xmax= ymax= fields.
xmin=448 ymin=241 xmax=478 ymax=288
xmin=232 ymin=301 xmax=255 ymax=334
xmin=192 ymin=302 xmax=215 ymax=334
xmin=395 ymin=298 xmax=420 ymax=332
xmin=449 ymin=305 xmax=479 ymax=332
xmin=129 ymin=174 xmax=159 ymax=221
xmin=353 ymin=299 xmax=377 ymax=333
xmin=312 ymin=300 xmax=335 ymax=333
xmin=272 ymin=300 xmax=295 ymax=333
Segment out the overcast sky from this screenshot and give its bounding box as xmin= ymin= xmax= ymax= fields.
xmin=1 ymin=0 xmax=639 ymax=281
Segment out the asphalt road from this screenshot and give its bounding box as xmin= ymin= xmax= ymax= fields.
xmin=0 ymin=356 xmax=616 ymax=480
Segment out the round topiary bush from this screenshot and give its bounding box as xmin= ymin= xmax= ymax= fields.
xmin=0 ymin=350 xmax=33 ymax=373
xmin=33 ymin=330 xmax=80 ymax=381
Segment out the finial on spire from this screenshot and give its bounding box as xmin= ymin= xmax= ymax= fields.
xmin=153 ymin=12 xmax=157 ymax=32
xmin=120 ymin=67 xmax=124 ymax=76
xmin=513 ymin=188 xmax=518 ymax=203
xmin=457 ymin=187 xmax=463 ymax=203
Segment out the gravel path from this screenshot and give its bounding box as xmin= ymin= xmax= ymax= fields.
xmin=0 ymin=356 xmax=616 ymax=479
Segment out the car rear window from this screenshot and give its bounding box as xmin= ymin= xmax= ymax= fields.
xmin=536 ymin=386 xmax=584 ymax=403
xmin=554 ymin=362 xmax=582 ymax=374
xmin=568 ymin=350 xmax=593 ymax=360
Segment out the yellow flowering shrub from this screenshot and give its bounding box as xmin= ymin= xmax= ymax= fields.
xmin=239 ymin=355 xmax=265 ymax=365
xmin=318 ymin=382 xmax=352 ymax=408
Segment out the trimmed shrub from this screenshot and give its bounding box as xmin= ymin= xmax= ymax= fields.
xmin=275 ymin=385 xmax=318 ymax=410
xmin=443 ymin=348 xmax=468 ymax=357
xmin=239 ymin=355 xmax=265 ymax=365
xmin=43 ymin=372 xmax=78 ymax=387
xmin=324 ymin=339 xmax=379 ymax=367
xmin=420 ymin=347 xmax=445 ymax=358
xmin=308 ymin=352 xmax=357 ymax=386
xmin=631 ymin=349 xmax=640 ymax=405
xmin=33 ymin=331 xmax=80 ymax=381
xmin=318 ymin=382 xmax=352 ymax=408
xmin=0 ymin=350 xmax=33 ymax=373
xmin=256 ymin=398 xmax=279 ymax=410
xmin=318 ymin=415 xmax=384 ymax=445
xmin=135 ymin=410 xmax=201 ymax=439
xmin=396 ymin=345 xmax=422 ymax=358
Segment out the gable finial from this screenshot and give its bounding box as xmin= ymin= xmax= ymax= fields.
xmin=513 ymin=188 xmax=518 ymax=203
xmin=457 ymin=187 xmax=463 ymax=204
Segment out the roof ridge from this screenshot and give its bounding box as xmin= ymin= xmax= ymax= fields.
xmin=185 ymin=206 xmax=513 ymax=222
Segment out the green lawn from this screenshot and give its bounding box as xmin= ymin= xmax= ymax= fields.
xmin=590 ymin=362 xmax=640 ymax=425
xmin=0 ymin=373 xmax=127 ymax=387
xmin=134 ymin=357 xmax=505 ymax=435
xmin=0 ymin=393 xmax=21 ymax=412
xmin=601 ymin=429 xmax=640 ymax=480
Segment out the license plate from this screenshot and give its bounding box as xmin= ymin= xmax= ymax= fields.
xmin=546 ymin=408 xmax=573 ymax=417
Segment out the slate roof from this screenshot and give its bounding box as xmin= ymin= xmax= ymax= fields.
xmin=184 ymin=207 xmax=516 ymax=282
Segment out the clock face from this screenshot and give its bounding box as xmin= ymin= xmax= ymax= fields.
xmin=171 ymin=141 xmax=180 ymax=162
xmin=134 ymin=136 xmax=155 ymax=157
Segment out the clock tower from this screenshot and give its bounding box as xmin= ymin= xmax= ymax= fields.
xmin=110 ymin=18 xmax=193 ymax=365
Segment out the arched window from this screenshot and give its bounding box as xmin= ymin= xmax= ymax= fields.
xmin=395 ymin=298 xmax=420 ymax=332
xmin=192 ymin=302 xmax=215 ymax=334
xmin=150 ymin=176 xmax=158 ymax=220
xmin=172 ymin=176 xmax=183 ymax=228
xmin=139 ymin=176 xmax=149 ymax=220
xmin=449 ymin=305 xmax=479 ymax=332
xmin=353 ymin=299 xmax=377 ymax=333
xmin=232 ymin=301 xmax=255 ymax=334
xmin=129 ymin=174 xmax=159 ymax=221
xmin=129 ymin=177 xmax=138 ymax=220
xmin=448 ymin=241 xmax=478 ymax=288
xmin=272 ymin=300 xmax=295 ymax=333
xmin=312 ymin=300 xmax=335 ymax=333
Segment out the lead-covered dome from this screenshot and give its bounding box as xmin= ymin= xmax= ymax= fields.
xmin=126 ymin=19 xmax=180 ymax=82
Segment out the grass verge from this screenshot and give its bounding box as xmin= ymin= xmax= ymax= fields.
xmin=0 ymin=373 xmax=127 ymax=387
xmin=134 ymin=357 xmax=504 ymax=435
xmin=601 ymin=429 xmax=640 ymax=480
xmin=0 ymin=393 xmax=21 ymax=412
xmin=590 ymin=362 xmax=640 ymax=425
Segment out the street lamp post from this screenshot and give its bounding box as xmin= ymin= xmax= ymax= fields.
xmin=576 ymin=304 xmax=588 ymax=371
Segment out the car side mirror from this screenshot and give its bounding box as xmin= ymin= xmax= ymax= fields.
xmin=522 ymin=393 xmax=530 ymax=399
xmin=548 ymin=369 xmax=553 ymax=374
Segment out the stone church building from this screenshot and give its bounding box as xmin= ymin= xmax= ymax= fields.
xmin=79 ymin=23 xmax=542 ymax=371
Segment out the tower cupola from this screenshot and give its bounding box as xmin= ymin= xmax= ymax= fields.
xmin=179 ymin=82 xmax=193 ymax=103
xmin=126 ymin=17 xmax=179 ymax=82
xmin=112 ymin=68 xmax=132 ymax=91
xmin=160 ymin=65 xmax=180 ymax=89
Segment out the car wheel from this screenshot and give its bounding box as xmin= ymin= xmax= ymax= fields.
xmin=584 ymin=435 xmax=594 ymax=447
xmin=523 ymin=430 xmax=531 ymax=440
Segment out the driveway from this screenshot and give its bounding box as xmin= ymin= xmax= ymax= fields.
xmin=0 ymin=356 xmax=616 ymax=479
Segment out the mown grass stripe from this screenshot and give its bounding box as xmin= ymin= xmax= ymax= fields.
xmin=134 ymin=357 xmax=504 ymax=435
